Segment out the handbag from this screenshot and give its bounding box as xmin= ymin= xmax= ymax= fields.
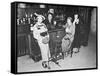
xmin=42 ymin=36 xmax=49 ymax=44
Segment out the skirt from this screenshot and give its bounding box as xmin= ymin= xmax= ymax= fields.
xmin=38 ymin=41 xmax=50 ymax=61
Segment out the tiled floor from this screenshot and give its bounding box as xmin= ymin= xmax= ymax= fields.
xmin=17 ymin=34 xmax=96 ymax=72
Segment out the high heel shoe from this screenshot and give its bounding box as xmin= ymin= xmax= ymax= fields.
xmin=73 ymin=48 xmax=80 ymax=53
xmin=42 ymin=61 xmax=50 ymax=69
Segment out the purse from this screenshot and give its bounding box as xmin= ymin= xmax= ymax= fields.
xmin=42 ymin=36 xmax=49 ymax=44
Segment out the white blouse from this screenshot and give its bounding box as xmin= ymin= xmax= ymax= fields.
xmin=32 ymin=23 xmax=49 ymax=42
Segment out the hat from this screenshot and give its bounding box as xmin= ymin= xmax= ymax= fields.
xmin=36 ymin=15 xmax=45 ymax=21
xmin=48 ymin=8 xmax=54 ymax=14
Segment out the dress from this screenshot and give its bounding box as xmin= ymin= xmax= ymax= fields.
xmin=62 ymin=23 xmax=75 ymax=52
xmin=32 ymin=23 xmax=50 ymax=61
xmin=71 ymin=23 xmax=81 ymax=48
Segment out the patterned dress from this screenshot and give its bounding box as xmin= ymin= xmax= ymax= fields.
xmin=31 ymin=23 xmax=50 ymax=61
xmin=62 ymin=23 xmax=75 ymax=53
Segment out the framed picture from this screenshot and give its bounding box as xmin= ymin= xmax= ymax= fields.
xmin=11 ymin=1 xmax=98 ymax=74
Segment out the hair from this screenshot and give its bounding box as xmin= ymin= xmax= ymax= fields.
xmin=67 ymin=17 xmax=72 ymax=21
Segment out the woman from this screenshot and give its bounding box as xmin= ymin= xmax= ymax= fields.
xmin=44 ymin=13 xmax=56 ymax=57
xmin=31 ymin=13 xmax=51 ymax=68
xmin=44 ymin=13 xmax=55 ymax=30
xmin=71 ymin=14 xmax=80 ymax=53
xmin=62 ymin=16 xmax=77 ymax=56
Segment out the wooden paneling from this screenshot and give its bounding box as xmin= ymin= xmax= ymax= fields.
xmin=17 ymin=7 xmax=92 ymax=58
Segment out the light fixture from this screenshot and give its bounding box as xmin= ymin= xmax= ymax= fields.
xmin=40 ymin=4 xmax=45 ymax=8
